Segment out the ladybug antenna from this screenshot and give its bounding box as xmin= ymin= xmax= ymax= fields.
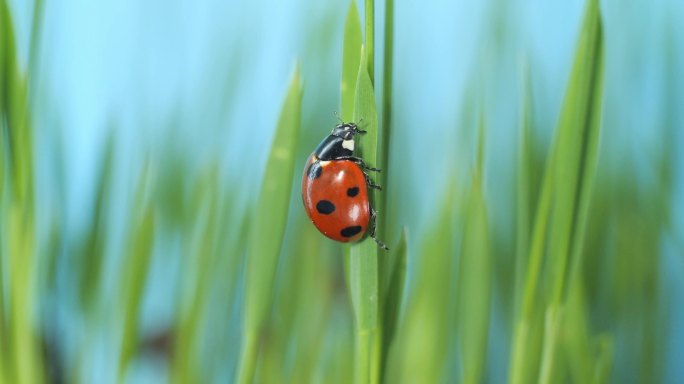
xmin=354 ymin=126 xmax=367 ymax=135
xmin=333 ymin=111 xmax=343 ymax=124
xmin=351 ymin=119 xmax=367 ymax=135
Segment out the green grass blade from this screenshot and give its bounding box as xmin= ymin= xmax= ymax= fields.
xmin=591 ymin=335 xmax=613 ymax=384
xmin=510 ymin=1 xmax=604 ymax=382
xmin=364 ymin=0 xmax=374 ymax=83
xmin=0 ymin=2 xmax=10 ymax=379
xmin=539 ymin=0 xmax=604 ymax=380
xmin=1 ymin=0 xmax=30 ymax=203
xmin=513 ymin=63 xmax=532 ymax=320
xmin=458 ymin=185 xmax=491 ymax=384
xmin=546 ymin=0 xmax=603 ymax=309
xmin=378 ymin=0 xmax=394 ymax=240
xmin=117 ymin=169 xmax=155 ymax=382
xmin=79 ymin=135 xmax=115 ymax=311
xmin=390 ymin=187 xmax=456 ymax=384
xmin=561 ymin=20 xmax=606 ymax=384
xmin=458 ymin=117 xmax=491 ymax=384
xmin=0 ymin=215 xmax=4 ymax=384
xmin=1 ymin=2 xmax=41 ymax=381
xmin=509 ymin=121 xmax=556 ymax=384
xmin=257 ymin=219 xmax=333 ymax=383
xmin=236 ymin=64 xmax=302 ymax=384
xmin=7 ymin=204 xmax=41 ymax=384
xmin=341 ymin=1 xmax=362 ymax=121
xmin=563 ymin=283 xmax=594 ymax=383
xmin=349 ymin=47 xmax=381 ymax=384
xmin=173 ymin=168 xmax=224 ymax=384
xmin=380 ymin=228 xmax=406 ymax=375
xmin=27 ymin=0 xmax=45 ymax=85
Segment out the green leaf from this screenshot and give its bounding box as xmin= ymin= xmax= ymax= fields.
xmin=546 ymin=0 xmax=604 ymax=308
xmin=118 ymin=168 xmax=155 ymax=381
xmin=341 ymin=1 xmax=362 ymax=121
xmin=539 ymin=0 xmax=605 ymax=381
xmin=79 ymin=134 xmax=115 ymax=311
xmin=389 ymin=186 xmax=456 ymax=384
xmin=380 ymin=228 xmax=407 ymax=378
xmin=510 ymin=0 xmax=604 ymax=382
xmin=378 ymin=0 xmax=394 ymax=237
xmin=591 ymin=335 xmax=614 ymax=384
xmin=0 ymin=0 xmax=32 ymax=205
xmin=1 ymin=2 xmax=42 ymax=381
xmin=172 ymin=165 xmax=225 ymax=384
xmin=348 ymin=47 xmax=381 ymax=384
xmin=458 ymin=118 xmax=491 ymax=384
xmin=364 ymin=0 xmax=374 ymax=83
xmin=509 ymin=122 xmax=556 ymax=384
xmin=513 ymin=63 xmax=533 ymax=318
xmin=236 ymin=64 xmax=303 ymax=384
xmin=6 ymin=202 xmax=41 ymax=384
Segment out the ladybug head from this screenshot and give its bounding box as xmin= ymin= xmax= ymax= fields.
xmin=314 ymin=122 xmax=365 ymax=160
xmin=331 ymin=123 xmax=366 ymax=140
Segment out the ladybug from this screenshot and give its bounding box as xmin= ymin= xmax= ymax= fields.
xmin=302 ymin=122 xmax=388 ymax=250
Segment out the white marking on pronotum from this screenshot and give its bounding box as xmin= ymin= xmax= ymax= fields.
xmin=342 ymin=139 xmax=354 ymax=151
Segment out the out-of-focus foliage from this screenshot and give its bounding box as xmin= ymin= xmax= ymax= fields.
xmin=0 ymin=0 xmax=681 ymax=382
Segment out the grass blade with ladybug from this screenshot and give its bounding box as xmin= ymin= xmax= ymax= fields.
xmin=301 ymin=122 xmax=388 ymax=250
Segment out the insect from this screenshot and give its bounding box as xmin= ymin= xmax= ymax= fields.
xmin=301 ymin=122 xmax=388 ymax=250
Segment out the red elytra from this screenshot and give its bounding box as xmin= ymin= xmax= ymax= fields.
xmin=302 ymin=154 xmax=370 ymax=242
xmin=300 ymin=122 xmax=387 ymax=250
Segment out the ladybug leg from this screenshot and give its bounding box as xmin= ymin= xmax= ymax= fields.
xmin=363 ymin=172 xmax=382 ymax=190
xmin=336 ymin=156 xmax=381 ymax=172
xmin=361 ymin=163 xmax=382 ymax=173
xmin=369 ymin=206 xmax=389 ymax=250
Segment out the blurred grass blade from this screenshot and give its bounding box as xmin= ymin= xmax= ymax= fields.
xmin=509 ymin=124 xmax=555 ymax=384
xmin=591 ymin=335 xmax=614 ymax=384
xmin=7 ymin=204 xmax=42 ymax=384
xmin=1 ymin=0 xmax=33 ymax=204
xmin=256 ymin=218 xmax=331 ymax=383
xmin=458 ymin=185 xmax=491 ymax=384
xmin=118 ymin=168 xmax=155 ymax=381
xmin=563 ymin=283 xmax=592 ymax=383
xmin=341 ymin=1 xmax=362 ymax=121
xmin=118 ymin=208 xmax=154 ymax=381
xmin=79 ymin=135 xmax=115 ymax=311
xmin=1 ymin=1 xmax=42 ymax=382
xmin=510 ymin=0 xmax=603 ymax=381
xmin=236 ymin=64 xmax=302 ymax=384
xmin=509 ymin=64 xmax=541 ymax=384
xmin=458 ymin=117 xmax=491 ymax=384
xmin=540 ymin=0 xmax=604 ymax=380
xmin=547 ymin=0 xmax=604 ymax=309
xmin=349 ymin=46 xmax=381 ymax=384
xmin=173 ymin=167 xmax=224 ymax=383
xmin=390 ymin=187 xmax=456 ymax=384
xmin=380 ymin=228 xmax=407 ymax=376
xmin=513 ymin=63 xmax=533 ymax=319
xmin=0 ymin=0 xmax=10 ymax=378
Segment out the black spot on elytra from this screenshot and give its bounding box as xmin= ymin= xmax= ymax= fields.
xmin=307 ymin=162 xmax=323 ymax=179
xmin=316 ymin=200 xmax=335 ymax=215
xmin=340 ymin=225 xmax=362 ymax=238
xmin=347 ymin=186 xmax=360 ymax=197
